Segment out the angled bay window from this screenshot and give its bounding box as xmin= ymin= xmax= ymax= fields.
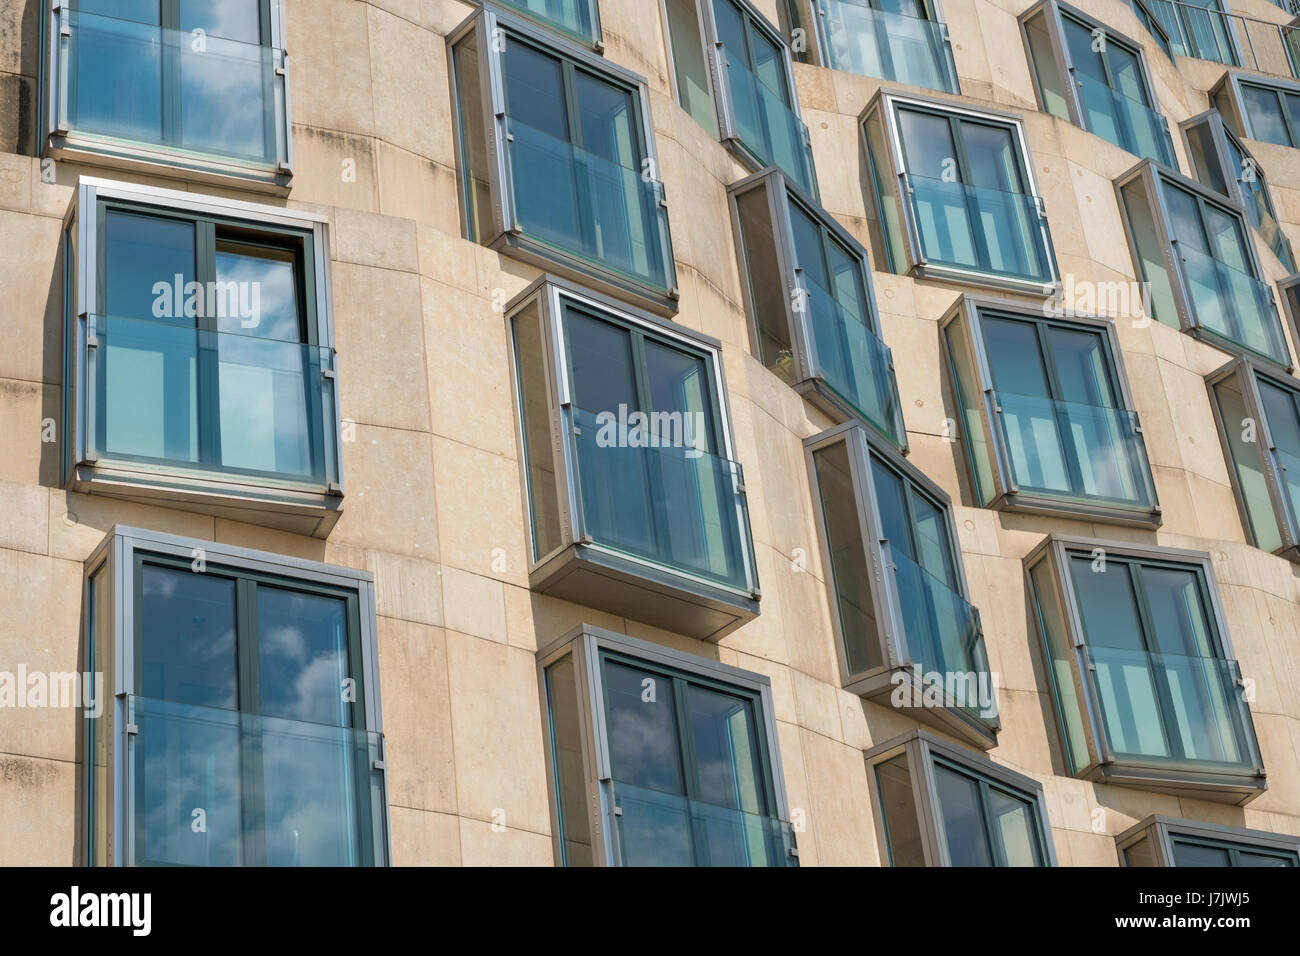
xmin=490 ymin=0 xmax=602 ymax=46
xmin=1026 ymin=535 xmax=1265 ymax=803
xmin=507 ymin=275 xmax=759 ymax=641
xmin=865 ymin=730 xmax=1055 ymax=866
xmin=1206 ymin=356 xmax=1300 ymax=562
xmin=1212 ymin=72 xmax=1300 ymax=149
xmin=782 ymin=0 xmax=959 ymax=94
xmin=1119 ymin=815 xmax=1300 ymax=866
xmin=1116 ymin=161 xmax=1291 ymax=367
xmin=728 ymin=168 xmax=906 ymax=448
xmin=537 ymin=625 xmax=798 ymax=866
xmin=705 ymin=0 xmax=819 ymax=196
xmin=41 ymin=0 xmax=292 ymax=190
xmin=1127 ymin=0 xmax=1175 ymax=59
xmin=450 ymin=5 xmax=677 ymax=314
xmin=942 ymin=296 xmax=1160 ymax=525
xmin=805 ymin=422 xmax=998 ymax=748
xmin=61 ymin=177 xmax=342 ymax=537
xmin=862 ymin=90 xmax=1058 ymax=293
xmin=1151 ymin=0 xmax=1240 ymax=65
xmin=82 ymin=526 xmax=389 ymax=866
xmin=1182 ymin=111 xmax=1295 ymax=272
xmin=1021 ymin=2 xmax=1175 ymax=166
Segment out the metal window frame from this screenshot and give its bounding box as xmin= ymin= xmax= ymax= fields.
xmin=1206 ymin=354 xmax=1300 ymax=562
xmin=1020 ymin=0 xmax=1173 ymax=163
xmin=727 ymin=166 xmax=907 ymax=450
xmin=781 ymin=0 xmax=959 ymax=94
xmin=1113 ymin=158 xmax=1293 ymax=369
xmin=658 ymin=0 xmax=721 ymax=137
xmin=60 ymin=176 xmax=344 ymax=537
xmin=1023 ymin=532 xmax=1267 ymax=804
xmin=859 ymin=88 xmax=1061 ymax=296
xmin=503 ymin=273 xmax=760 ymax=641
xmin=1210 ymin=71 xmax=1300 ymax=148
xmin=77 ymin=525 xmax=388 ymax=867
xmin=864 ymin=729 xmax=1056 ymax=866
xmin=535 ymin=623 xmax=797 ymax=866
xmin=1126 ymin=0 xmax=1175 ymax=59
xmin=1117 ymin=814 xmax=1300 ymax=866
xmin=699 ymin=0 xmax=820 ymax=200
xmin=483 ymin=0 xmax=604 ymax=49
xmin=940 ymin=293 xmax=1162 ymax=525
xmin=39 ymin=0 xmax=293 ymax=193
xmin=1180 ymin=109 xmax=1295 ymax=270
xmin=447 ymin=4 xmax=679 ymax=316
xmin=804 ymin=420 xmax=999 ymax=749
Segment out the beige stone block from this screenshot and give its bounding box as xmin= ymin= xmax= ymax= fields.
xmin=377 ymin=146 xmax=461 ymax=228
xmin=0 ymin=755 xmax=76 ymax=866
xmin=0 ymin=379 xmax=58 ymax=487
xmin=378 ymin=619 xmax=457 ymax=814
xmin=368 ymin=5 xmax=454 ymax=165
xmin=445 ymin=631 xmax=552 ymax=833
xmin=332 ymin=423 xmax=439 ymax=559
xmin=389 ymin=806 xmax=462 ymax=866
xmin=47 ymin=491 xmax=215 ymax=564
xmin=1065 ymin=828 xmax=1120 ymax=866
xmin=774 ymin=719 xmax=819 ymax=866
xmin=431 ymin=438 xmax=526 ymax=585
xmin=333 ymin=262 xmax=431 ymax=432
xmin=287 ymin=0 xmax=376 ymax=136
xmin=458 ymin=817 xmax=554 ymax=866
xmin=330 ymin=206 xmax=420 ymax=273
xmin=799 ymin=727 xmax=879 ymax=866
xmin=417 ymin=222 xmax=479 ymax=293
xmin=0 ymin=208 xmax=61 ymax=387
xmin=286 ymin=126 xmax=381 ymax=213
xmin=368 ymin=549 xmax=444 ymax=627
xmin=0 ymin=152 xmax=30 ymax=214
xmin=790 ymin=666 xmax=842 ymax=741
xmin=0 ymin=477 xmax=47 ymax=555
xmin=441 ymin=566 xmax=507 ymax=643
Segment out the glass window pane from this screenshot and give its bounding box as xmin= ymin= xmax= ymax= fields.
xmin=256 ymin=585 xmax=350 ymax=726
xmin=1215 ymin=377 xmax=1282 ymax=553
xmin=566 ymin=309 xmax=638 ymax=413
xmin=983 ymin=316 xmax=1051 ymax=398
xmin=453 ymin=34 xmax=492 ymax=242
xmin=179 ymin=16 xmax=271 ymax=161
xmin=870 ymin=456 xmax=913 ymax=561
xmin=504 ymin=39 xmax=569 ymax=142
xmin=546 ymin=656 xmax=594 ymax=866
xmin=70 ymin=12 xmax=163 ymax=144
xmin=140 ymin=563 xmax=237 ymax=709
xmin=813 ymin=442 xmax=882 ymax=674
xmin=1241 ymin=85 xmax=1290 ymax=146
xmin=665 ymin=0 xmax=715 ymax=132
xmin=574 ymin=70 xmax=637 ymax=168
xmin=960 ymin=122 xmax=1025 ymax=193
xmin=934 ymin=764 xmax=993 ymax=866
xmin=1068 ymin=556 xmax=1144 ymax=651
xmin=988 ymin=787 xmax=1040 ymax=865
xmin=1140 ymin=566 xmax=1214 ymax=658
xmin=1172 ymin=840 xmax=1231 ymax=866
xmin=513 ymin=302 xmax=563 ymax=560
xmin=1124 ymin=835 xmax=1157 ymax=866
xmin=686 ymin=684 xmax=767 ymax=816
xmin=789 ymin=203 xmax=830 ymax=291
xmin=1238 ymin=850 xmax=1294 ymax=866
xmin=644 ymin=339 xmax=715 ymax=453
xmin=735 ymin=186 xmax=791 ymax=375
xmin=1046 ymin=326 xmax=1116 ymax=406
xmin=875 ymin=754 xmax=925 ymax=866
xmin=603 ymin=660 xmax=685 ymax=795
xmin=909 ymin=487 xmax=956 ymax=587
xmin=213 ymin=241 xmax=301 ymax=341
xmin=180 ymin=0 xmax=263 ymax=43
xmin=898 ymin=108 xmax=957 ymax=180
xmin=1164 ymin=184 xmax=1208 ymax=254
xmin=106 ymin=212 xmax=196 ymax=323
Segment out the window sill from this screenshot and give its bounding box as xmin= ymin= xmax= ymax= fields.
xmin=48 ymin=135 xmax=292 ymax=196
xmin=530 ymin=542 xmax=759 ymax=642
xmin=990 ymin=491 xmax=1163 ymax=528
xmin=1084 ymin=761 xmax=1267 ymax=806
xmin=910 ymin=261 xmax=1060 ymax=299
xmin=69 ymin=462 xmax=340 ymax=538
xmin=848 ymin=667 xmax=1000 ymax=750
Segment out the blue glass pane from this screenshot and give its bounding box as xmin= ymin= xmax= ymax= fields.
xmin=934 ymin=764 xmax=993 ymax=865
xmin=69 ymin=11 xmax=163 ymax=145
xmin=817 ymin=0 xmax=959 ymax=93
xmin=603 ymin=659 xmax=686 ymax=795
xmin=105 ymin=211 xmax=195 ymax=323
xmin=140 ymin=563 xmax=237 ymax=708
xmin=179 ymin=0 xmax=263 ymax=43
xmin=256 ymin=585 xmax=351 ymax=726
xmin=612 ymin=783 xmax=795 ymax=866
xmin=907 ymin=175 xmax=1052 ymax=282
xmin=497 ymin=0 xmax=596 ymax=43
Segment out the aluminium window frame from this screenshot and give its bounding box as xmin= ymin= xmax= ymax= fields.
xmin=447 ymin=4 xmax=678 ymax=316
xmin=1113 ymin=158 xmax=1292 ymax=369
xmin=77 ymin=525 xmax=389 ymax=867
xmin=700 ymin=0 xmax=820 ymax=200
xmin=864 ymin=729 xmax=1056 ymax=867
xmin=658 ymin=0 xmax=721 ymax=136
xmin=1024 ymin=532 xmax=1266 ymax=805
xmin=483 ymin=0 xmax=605 ymax=49
xmin=1117 ymin=814 xmax=1300 ymax=866
xmin=39 ymin=0 xmax=293 ymax=193
xmin=940 ymin=293 xmax=1161 ymax=526
xmin=804 ymin=420 xmax=999 ymax=749
xmin=504 ymin=273 xmax=760 ymax=641
xmin=1019 ymin=0 xmax=1174 ymax=164
xmin=61 ymin=175 xmax=344 ymax=538
xmin=535 ymin=623 xmax=798 ymax=867
xmin=1180 ymin=109 xmax=1296 ymax=271
xmin=727 ymin=166 xmax=907 ymax=450
xmin=1210 ymin=71 xmax=1300 ymax=148
xmin=860 ymin=88 xmax=1061 ymax=297
xmin=1206 ymin=353 xmax=1300 ymax=563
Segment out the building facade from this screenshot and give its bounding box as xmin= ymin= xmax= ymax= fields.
xmin=1 ymin=0 xmax=1299 ymax=866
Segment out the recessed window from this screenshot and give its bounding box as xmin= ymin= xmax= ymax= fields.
xmin=450 ymin=6 xmax=677 ymax=313
xmin=1118 ymin=815 xmax=1299 ymax=866
xmin=42 ymin=0 xmax=292 ymax=188
xmin=862 ymin=91 xmax=1058 ymax=293
xmin=1212 ymin=73 xmax=1300 ymax=149
xmin=661 ymin=0 xmax=819 ymax=197
xmin=806 ymin=422 xmax=998 ymax=748
xmin=729 ymin=168 xmax=906 ymax=448
xmin=1207 ymin=356 xmax=1300 ymax=562
xmin=942 ymin=296 xmax=1160 ymax=524
xmin=507 ymin=276 xmax=759 ymax=640
xmin=538 ymin=625 xmax=798 ymax=866
xmin=1182 ymin=110 xmax=1294 ymax=272
xmin=783 ymin=0 xmax=959 ymax=94
xmin=62 ymin=178 xmax=342 ymax=537
xmin=1116 ymin=161 xmax=1291 ymax=367
xmin=490 ymin=0 xmax=602 ymax=45
xmin=83 ymin=527 xmax=389 ymax=866
xmin=866 ymin=730 xmax=1055 ymax=866
xmin=1026 ymin=535 xmax=1265 ymax=803
xmin=1021 ymin=2 xmax=1175 ymax=166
